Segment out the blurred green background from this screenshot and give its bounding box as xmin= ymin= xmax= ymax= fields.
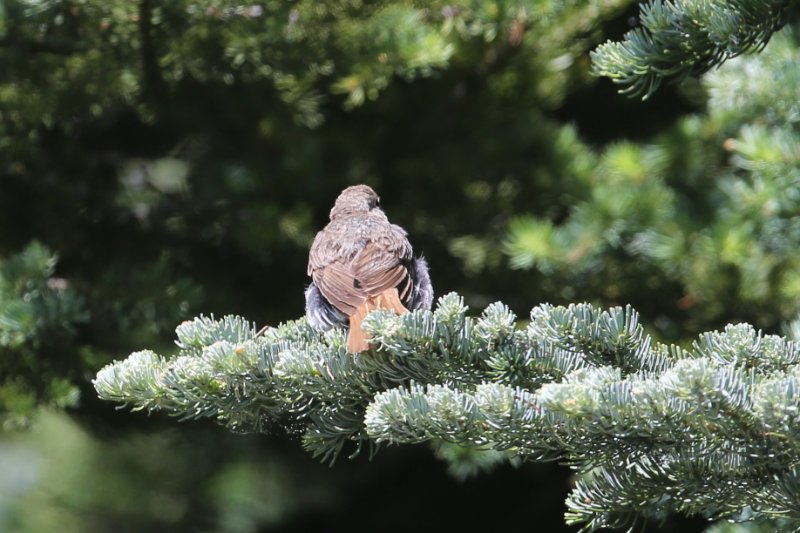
xmin=2 ymin=1 xmax=799 ymax=531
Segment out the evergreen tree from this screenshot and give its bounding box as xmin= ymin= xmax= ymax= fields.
xmin=5 ymin=0 xmax=800 ymax=531
xmin=1 ymin=1 xmax=646 ymax=531
xmin=93 ymin=4 xmax=800 ymax=532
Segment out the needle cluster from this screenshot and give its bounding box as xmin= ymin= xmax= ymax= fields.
xmin=95 ymin=293 xmax=800 ymax=530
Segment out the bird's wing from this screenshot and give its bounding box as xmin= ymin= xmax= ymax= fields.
xmin=312 ymin=261 xmax=365 ymax=317
xmin=309 ymin=219 xmax=415 ymax=316
xmin=307 ymin=230 xmax=331 ymax=276
xmin=352 ymin=239 xmax=413 ymax=300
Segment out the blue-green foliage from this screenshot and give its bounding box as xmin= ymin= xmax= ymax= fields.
xmin=96 ymin=293 xmax=800 ymax=530
xmin=591 ymin=0 xmax=794 ymax=98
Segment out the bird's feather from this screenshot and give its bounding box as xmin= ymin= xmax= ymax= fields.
xmin=306 ymin=185 xmax=431 ymax=353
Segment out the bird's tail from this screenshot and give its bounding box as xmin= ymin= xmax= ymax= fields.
xmin=347 ymin=288 xmax=409 ymax=353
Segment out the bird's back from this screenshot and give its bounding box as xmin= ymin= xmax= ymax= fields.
xmin=305 ymin=186 xmax=431 ymax=352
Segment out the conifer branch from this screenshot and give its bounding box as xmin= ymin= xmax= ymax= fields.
xmin=95 ymin=293 xmax=800 ymax=530
xmin=590 ymin=0 xmax=795 ymax=98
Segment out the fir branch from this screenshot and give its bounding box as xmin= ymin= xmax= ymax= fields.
xmin=95 ymin=293 xmax=800 ymax=529
xmin=590 ymin=0 xmax=794 ymax=98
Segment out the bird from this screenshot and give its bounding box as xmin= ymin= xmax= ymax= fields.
xmin=305 ymin=184 xmax=433 ymax=352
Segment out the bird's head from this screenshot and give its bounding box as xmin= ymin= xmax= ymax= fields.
xmin=329 ymin=184 xmax=381 ymax=219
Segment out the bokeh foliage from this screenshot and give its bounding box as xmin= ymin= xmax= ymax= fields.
xmin=506 ymin=28 xmax=800 ymax=341
xmin=0 ymin=242 xmax=86 ymax=429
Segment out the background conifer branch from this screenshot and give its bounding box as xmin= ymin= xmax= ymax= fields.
xmin=590 ymin=0 xmax=795 ymax=98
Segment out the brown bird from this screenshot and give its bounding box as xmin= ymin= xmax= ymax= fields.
xmin=305 ymin=185 xmax=433 ymax=352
